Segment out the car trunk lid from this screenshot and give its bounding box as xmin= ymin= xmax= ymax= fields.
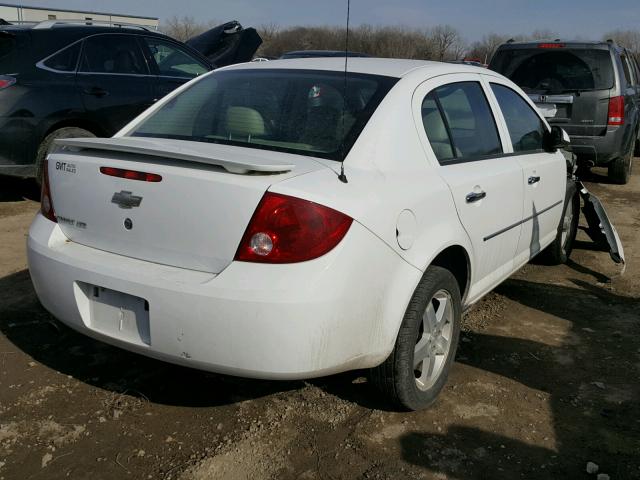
xmin=47 ymin=137 xmax=325 ymax=273
xmin=185 ymin=20 xmax=262 ymax=68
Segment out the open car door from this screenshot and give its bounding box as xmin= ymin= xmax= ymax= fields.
xmin=186 ymin=21 xmax=262 ymax=68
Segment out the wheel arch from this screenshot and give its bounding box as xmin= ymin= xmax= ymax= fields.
xmin=429 ymin=244 xmax=471 ymax=305
xmin=378 ymin=241 xmax=473 ymax=364
xmin=41 ymin=118 xmax=106 ymax=140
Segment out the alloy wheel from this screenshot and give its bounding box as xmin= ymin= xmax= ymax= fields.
xmin=414 ymin=289 xmax=454 ymax=391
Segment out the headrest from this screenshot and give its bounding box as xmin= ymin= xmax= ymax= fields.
xmin=226 ymin=106 xmax=266 ymax=138
xmin=423 ymin=109 xmax=448 ymax=143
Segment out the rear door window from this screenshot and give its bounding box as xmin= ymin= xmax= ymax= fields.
xmin=632 ymin=56 xmax=640 ymax=86
xmin=620 ymin=54 xmax=634 ymax=86
xmin=491 ymin=84 xmax=547 ymax=152
xmin=633 ymin=57 xmax=640 ymax=84
xmin=80 ymin=34 xmax=147 ymax=75
xmin=42 ymin=42 xmax=81 ymax=72
xmin=143 ymin=37 xmax=208 ymax=78
xmin=491 ymin=48 xmax=614 ymax=93
xmin=421 ymin=81 xmax=503 ymax=163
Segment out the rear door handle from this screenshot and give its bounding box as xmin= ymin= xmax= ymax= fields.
xmin=528 ymin=176 xmax=541 ymax=185
xmin=83 ymin=87 xmax=109 ymax=97
xmin=465 ymin=191 xmax=486 ymax=203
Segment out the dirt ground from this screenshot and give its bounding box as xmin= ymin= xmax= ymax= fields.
xmin=0 ymin=161 xmax=639 ymax=480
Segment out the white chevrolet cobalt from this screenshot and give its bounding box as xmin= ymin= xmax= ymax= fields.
xmin=28 ymin=58 xmax=579 ymax=410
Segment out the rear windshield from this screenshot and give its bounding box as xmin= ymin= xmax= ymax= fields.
xmin=130 ymin=69 xmax=397 ymax=161
xmin=490 ymin=48 xmax=615 ymax=94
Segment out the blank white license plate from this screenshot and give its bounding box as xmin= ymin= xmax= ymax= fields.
xmin=537 ymin=103 xmax=558 ymax=118
xmin=88 ymin=286 xmax=150 ymax=346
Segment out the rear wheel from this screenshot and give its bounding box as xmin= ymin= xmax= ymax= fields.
xmin=608 ymin=139 xmax=634 ymax=184
xmin=540 ymin=180 xmax=579 ymax=265
xmin=370 ymin=266 xmax=461 ymax=411
xmin=35 ymin=127 xmax=95 ymax=184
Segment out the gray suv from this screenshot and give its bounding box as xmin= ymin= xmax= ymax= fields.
xmin=490 ymin=40 xmax=640 ymax=184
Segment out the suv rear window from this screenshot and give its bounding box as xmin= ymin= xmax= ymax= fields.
xmin=490 ymin=48 xmax=614 ymax=94
xmin=130 ymin=69 xmax=397 ymax=161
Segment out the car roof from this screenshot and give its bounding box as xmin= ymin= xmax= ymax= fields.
xmin=0 ymin=23 xmax=165 ymax=36
xmin=0 ymin=24 xmax=195 ymax=70
xmin=223 ymin=57 xmax=486 ymax=79
xmin=281 ymin=50 xmax=370 ymax=57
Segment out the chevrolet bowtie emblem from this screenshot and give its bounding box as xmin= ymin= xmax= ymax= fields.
xmin=111 ymin=191 xmax=143 ymax=209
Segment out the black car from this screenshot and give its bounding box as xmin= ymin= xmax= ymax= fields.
xmin=0 ymin=20 xmax=261 ymax=182
xmin=490 ymin=40 xmax=640 ymax=184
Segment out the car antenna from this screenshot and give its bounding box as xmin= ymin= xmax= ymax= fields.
xmin=338 ymin=0 xmax=351 ymax=184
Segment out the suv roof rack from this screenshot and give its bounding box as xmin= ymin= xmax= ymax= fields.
xmin=30 ymin=19 xmax=156 ymax=31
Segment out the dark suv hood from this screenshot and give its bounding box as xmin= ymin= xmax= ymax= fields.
xmin=186 ymin=20 xmax=262 ymax=68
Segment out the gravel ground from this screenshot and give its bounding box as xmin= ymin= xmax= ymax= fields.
xmin=0 ymin=162 xmax=639 ymax=480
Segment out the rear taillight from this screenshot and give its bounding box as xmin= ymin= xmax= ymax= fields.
xmin=40 ymin=160 xmax=57 ymax=223
xmin=100 ymin=166 xmax=162 ymax=182
xmin=235 ymin=192 xmax=353 ymax=263
xmin=608 ymin=96 xmax=625 ymax=126
xmin=0 ymin=75 xmax=16 ymax=90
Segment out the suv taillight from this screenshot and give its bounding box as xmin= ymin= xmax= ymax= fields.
xmin=40 ymin=160 xmax=57 ymax=223
xmin=235 ymin=192 xmax=352 ymax=263
xmin=608 ymin=96 xmax=625 ymax=126
xmin=0 ymin=75 xmax=16 ymax=90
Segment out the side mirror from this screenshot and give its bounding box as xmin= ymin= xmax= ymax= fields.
xmin=543 ymin=125 xmax=570 ymax=152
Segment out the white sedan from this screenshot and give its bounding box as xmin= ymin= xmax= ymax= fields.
xmin=28 ymin=58 xmax=578 ymax=410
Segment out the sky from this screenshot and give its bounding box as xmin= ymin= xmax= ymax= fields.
xmin=11 ymin=0 xmax=640 ymax=41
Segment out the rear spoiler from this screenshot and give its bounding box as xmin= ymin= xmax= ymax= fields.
xmin=53 ymin=137 xmax=295 ymax=175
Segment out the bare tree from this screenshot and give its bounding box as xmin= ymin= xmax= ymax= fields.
xmin=429 ymin=25 xmax=465 ymax=61
xmin=467 ymin=33 xmax=509 ymax=63
xmin=604 ymin=29 xmax=640 ymax=58
xmin=161 ymin=19 xmax=639 ymax=66
xmin=529 ymin=29 xmax=560 ymax=40
xmin=162 ymin=16 xmax=210 ymax=41
xmin=258 ymin=24 xmax=446 ymax=60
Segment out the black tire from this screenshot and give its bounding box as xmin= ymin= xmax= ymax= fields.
xmin=370 ymin=266 xmax=461 ymax=411
xmin=608 ymin=139 xmax=634 ymax=185
xmin=35 ymin=127 xmax=95 ymax=184
xmin=540 ymin=180 xmax=579 ymax=265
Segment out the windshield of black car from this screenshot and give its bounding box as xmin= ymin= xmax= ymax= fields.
xmin=490 ymin=48 xmax=614 ymax=94
xmin=129 ymin=69 xmax=397 ymax=161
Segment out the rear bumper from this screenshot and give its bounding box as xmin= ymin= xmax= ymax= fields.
xmin=27 ymin=214 xmax=420 ymax=380
xmin=570 ymin=125 xmax=628 ymax=166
